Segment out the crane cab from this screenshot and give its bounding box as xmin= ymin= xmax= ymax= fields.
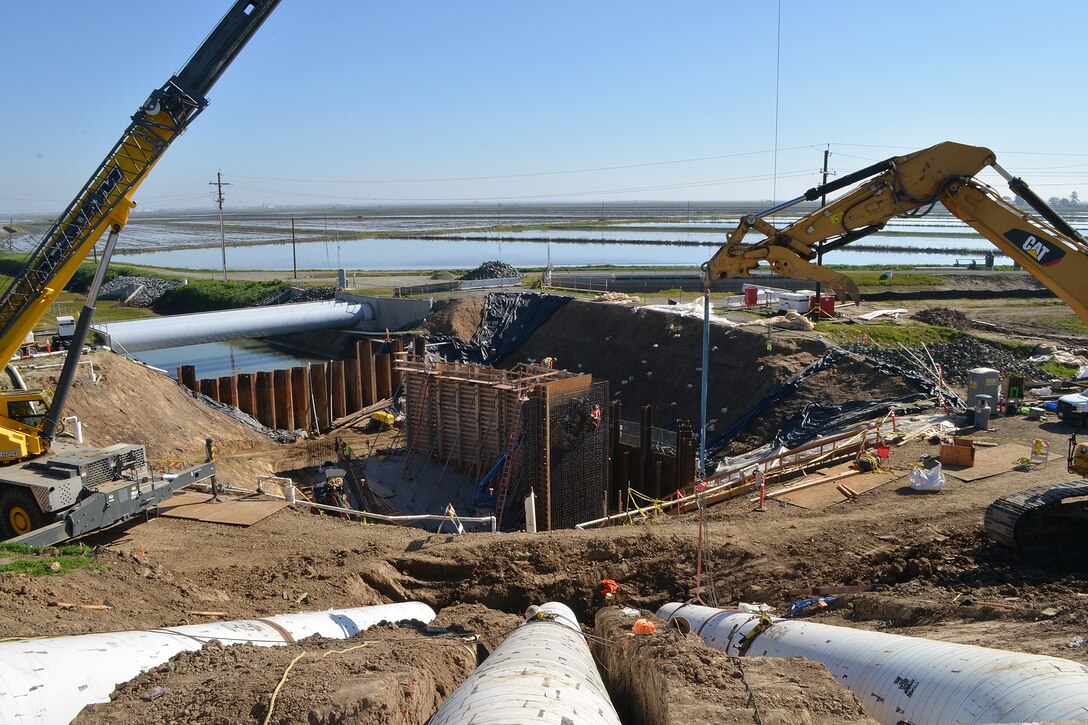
xmin=0 ymin=390 xmax=51 ymax=462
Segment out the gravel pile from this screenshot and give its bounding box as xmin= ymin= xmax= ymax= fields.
xmin=912 ymin=307 xmax=970 ymax=330
xmin=843 ymin=336 xmax=1051 ymax=385
xmin=100 ymin=276 xmax=181 ymax=307
xmin=461 ymin=261 xmax=520 ymax=280
xmin=259 ymin=286 xmax=336 ymax=305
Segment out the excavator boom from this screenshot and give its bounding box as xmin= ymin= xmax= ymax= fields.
xmin=706 ymin=141 xmax=1088 ymax=553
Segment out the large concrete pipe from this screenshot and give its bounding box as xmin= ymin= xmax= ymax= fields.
xmin=429 ymin=602 xmax=621 ymax=725
xmin=93 ymin=299 xmax=374 ymax=353
xmin=0 ymin=601 xmax=435 ymax=725
xmin=658 ymin=602 xmax=1088 ymax=725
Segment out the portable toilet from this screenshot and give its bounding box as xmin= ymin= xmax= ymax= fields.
xmin=967 ymin=367 xmax=1001 ymax=408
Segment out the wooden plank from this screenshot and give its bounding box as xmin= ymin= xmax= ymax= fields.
xmin=542 ymin=373 xmax=593 ymax=396
xmin=197 ymin=500 xmax=288 ymax=526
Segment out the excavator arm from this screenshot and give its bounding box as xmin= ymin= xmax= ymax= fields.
xmin=704 ymin=141 xmax=1088 ymax=324
xmin=704 ymin=142 xmax=1000 ymax=304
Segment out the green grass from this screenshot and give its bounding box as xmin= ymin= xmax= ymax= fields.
xmin=844 ymin=271 xmax=944 ymax=287
xmin=814 ymin=321 xmax=963 ymax=347
xmin=1039 ymin=361 xmax=1081 ymax=378
xmin=0 ymin=542 xmax=99 ymax=576
xmin=153 ymin=279 xmax=288 ymax=314
xmin=1032 ymin=315 xmax=1088 ymax=335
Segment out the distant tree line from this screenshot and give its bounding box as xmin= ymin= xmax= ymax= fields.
xmin=1009 ymin=191 xmax=1080 ymax=207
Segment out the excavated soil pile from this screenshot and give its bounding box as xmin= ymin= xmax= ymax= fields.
xmin=21 ymin=351 xmax=292 ymax=482
xmin=73 ymin=606 xmax=511 ymax=725
xmin=594 ymin=608 xmax=877 ymax=724
xmin=504 ymin=299 xmax=828 ymax=436
xmin=420 ymin=296 xmax=485 ymax=342
xmin=722 ymin=353 xmax=928 ymax=454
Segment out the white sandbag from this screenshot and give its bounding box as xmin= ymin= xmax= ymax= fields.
xmin=909 ymin=460 xmax=945 ymax=492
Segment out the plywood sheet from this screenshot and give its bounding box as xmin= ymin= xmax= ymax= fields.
xmin=159 ymin=491 xmax=288 ymax=526
xmin=943 ymin=442 xmax=1030 ymax=482
xmin=774 ymin=462 xmax=900 ymax=509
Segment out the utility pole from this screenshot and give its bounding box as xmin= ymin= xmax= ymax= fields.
xmin=291 ymin=216 xmax=298 ymax=279
xmin=813 ymin=146 xmax=830 ymax=317
xmin=210 ymin=171 xmax=230 ymax=281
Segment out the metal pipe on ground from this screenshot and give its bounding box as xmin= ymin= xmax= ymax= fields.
xmin=658 ymin=602 xmax=1088 ymax=725
xmin=0 ymin=602 xmax=435 ymax=725
xmin=429 ymin=602 xmax=621 ymax=725
xmin=93 ymin=299 xmax=374 ymax=353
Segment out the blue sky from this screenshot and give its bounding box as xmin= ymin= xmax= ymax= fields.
xmin=3 ymin=1 xmax=1088 ymax=215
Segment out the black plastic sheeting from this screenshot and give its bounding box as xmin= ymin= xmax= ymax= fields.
xmin=428 ymin=292 xmax=570 ymax=364
xmin=708 ymin=347 xmax=965 ymax=457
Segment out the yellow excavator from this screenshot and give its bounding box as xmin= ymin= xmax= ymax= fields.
xmin=702 ymin=141 xmax=1088 ymax=550
xmin=0 ymin=0 xmax=279 ymax=542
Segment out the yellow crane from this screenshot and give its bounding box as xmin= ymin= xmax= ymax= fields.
xmin=0 ymin=0 xmax=279 ymax=541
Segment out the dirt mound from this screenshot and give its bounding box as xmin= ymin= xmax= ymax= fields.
xmin=595 ymin=609 xmax=877 ymax=724
xmin=913 ymin=307 xmax=970 ymax=329
xmin=74 ymin=622 xmax=478 ymax=725
xmin=21 ymin=350 xmax=291 ymax=483
xmin=420 ymin=297 xmax=484 ymax=342
xmin=505 ymin=300 xmax=826 ymax=438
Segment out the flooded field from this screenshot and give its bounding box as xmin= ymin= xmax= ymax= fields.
xmin=10 ymin=201 xmax=1088 ymax=272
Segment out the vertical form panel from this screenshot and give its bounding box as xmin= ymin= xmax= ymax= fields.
xmin=330 ymin=360 xmax=347 ymax=420
xmin=540 ymin=387 xmax=551 ymax=530
xmin=236 ymin=374 xmax=257 ymax=417
xmin=391 ymin=338 xmax=405 ymax=392
xmin=199 ymin=378 xmax=220 ymax=401
xmin=291 ymin=366 xmax=312 ymax=432
xmin=256 ymin=371 xmax=276 ymax=429
xmin=178 ymin=365 xmax=197 ymax=391
xmin=375 ymin=353 xmax=393 ymax=401
xmin=273 ymin=368 xmax=294 ymax=431
xmin=346 ymin=357 xmax=362 ymax=412
xmin=218 ymin=375 xmax=238 ymax=408
xmin=413 ymin=336 xmax=426 ymax=360
xmin=610 ymin=400 xmax=621 ymax=507
xmin=311 ymin=363 xmax=330 ymax=431
xmin=640 ymin=405 xmax=653 ymax=497
xmin=358 ymin=340 xmax=376 ymax=407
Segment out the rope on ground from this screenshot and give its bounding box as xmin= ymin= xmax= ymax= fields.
xmin=263 ymin=651 xmax=308 ymax=725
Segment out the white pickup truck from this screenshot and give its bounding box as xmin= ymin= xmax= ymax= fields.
xmin=1057 ymin=388 xmax=1088 ymax=424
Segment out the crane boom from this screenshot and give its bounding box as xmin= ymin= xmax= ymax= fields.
xmin=0 ymin=0 xmax=279 ymax=369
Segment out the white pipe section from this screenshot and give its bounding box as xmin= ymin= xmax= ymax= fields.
xmin=92 ymin=299 xmax=374 ymax=352
xmin=430 ymin=602 xmax=621 ymax=725
xmin=658 ymin=602 xmax=1088 ymax=725
xmin=0 ymin=602 xmax=435 ymax=725
xmin=62 ymin=416 xmax=82 ymax=444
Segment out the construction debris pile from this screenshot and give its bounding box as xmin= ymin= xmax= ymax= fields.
xmin=461 ymin=260 xmax=520 ymax=280
xmin=843 ymin=337 xmax=1050 ymax=385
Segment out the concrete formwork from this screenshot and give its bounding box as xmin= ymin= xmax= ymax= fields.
xmin=398 ymin=355 xmax=608 ymax=531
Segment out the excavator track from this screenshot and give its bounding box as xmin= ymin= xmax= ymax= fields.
xmin=984 ymin=479 xmax=1088 ymax=551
